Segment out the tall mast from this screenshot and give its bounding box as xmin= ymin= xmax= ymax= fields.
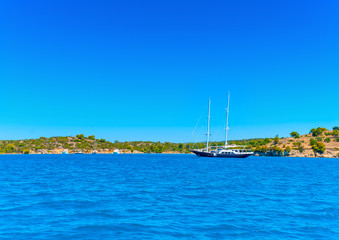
xmin=94 ymin=138 xmax=97 ymax=150
xmin=225 ymin=92 xmax=230 ymax=148
xmin=206 ymin=98 xmax=211 ymax=151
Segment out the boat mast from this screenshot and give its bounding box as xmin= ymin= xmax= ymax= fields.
xmin=94 ymin=138 xmax=97 ymax=150
xmin=206 ymin=98 xmax=211 ymax=151
xmin=225 ymin=92 xmax=230 ymax=148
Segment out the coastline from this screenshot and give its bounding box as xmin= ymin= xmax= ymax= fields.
xmin=1 ymin=129 xmax=338 ymax=158
xmin=1 ymin=151 xmax=338 ymax=158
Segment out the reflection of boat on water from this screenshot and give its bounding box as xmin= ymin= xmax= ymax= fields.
xmin=191 ymin=93 xmax=253 ymax=158
xmin=113 ymin=149 xmax=120 ymax=154
xmin=75 ymin=150 xmax=84 ymax=154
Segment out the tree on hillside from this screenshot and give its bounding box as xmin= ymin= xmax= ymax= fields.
xmin=76 ymin=134 xmax=85 ymax=140
xmin=310 ymin=127 xmax=327 ymax=137
xmin=298 ymin=146 xmax=304 ymax=153
xmin=285 ymin=146 xmax=292 ymax=153
xmin=310 ymin=141 xmax=326 ymax=154
xmin=333 ymin=126 xmax=339 ymax=130
xmin=290 ymin=132 xmax=300 ymax=138
xmin=273 ymin=135 xmax=280 ymax=145
xmin=126 ymin=146 xmax=134 ymax=153
xmin=5 ymin=144 xmax=16 ymax=153
xmin=270 ymin=145 xmax=283 ymax=155
xmin=310 ymin=139 xmax=317 ymax=146
xmin=332 ymin=130 xmax=339 ymax=137
xmin=88 ymin=135 xmax=95 ymax=140
xmin=254 ymin=145 xmax=269 ymax=154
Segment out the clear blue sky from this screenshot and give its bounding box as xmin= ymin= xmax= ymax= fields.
xmin=1 ymin=0 xmax=338 ymax=142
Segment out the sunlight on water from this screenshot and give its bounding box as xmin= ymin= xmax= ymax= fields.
xmin=0 ymin=154 xmax=338 ymax=239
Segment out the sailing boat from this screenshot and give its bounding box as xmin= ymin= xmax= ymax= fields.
xmin=191 ymin=93 xmax=253 ymax=158
xmin=92 ymin=138 xmax=98 ymax=154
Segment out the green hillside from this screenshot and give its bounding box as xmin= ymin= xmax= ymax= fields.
xmin=0 ymin=133 xmax=268 ymax=154
xmin=0 ymin=126 xmax=338 ymax=157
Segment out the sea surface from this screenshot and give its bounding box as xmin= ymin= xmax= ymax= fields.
xmin=0 ymin=154 xmax=338 ymax=239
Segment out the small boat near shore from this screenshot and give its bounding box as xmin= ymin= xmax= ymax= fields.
xmin=191 ymin=93 xmax=253 ymax=158
xmin=92 ymin=138 xmax=98 ymax=154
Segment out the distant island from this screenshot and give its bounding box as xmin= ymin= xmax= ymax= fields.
xmin=0 ymin=127 xmax=338 ymax=158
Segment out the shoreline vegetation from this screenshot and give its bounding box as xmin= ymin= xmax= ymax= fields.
xmin=0 ymin=127 xmax=338 ymax=158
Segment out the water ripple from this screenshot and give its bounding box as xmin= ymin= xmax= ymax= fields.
xmin=0 ymin=154 xmax=338 ymax=239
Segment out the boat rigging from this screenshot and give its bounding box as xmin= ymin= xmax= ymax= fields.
xmin=191 ymin=93 xmax=254 ymax=158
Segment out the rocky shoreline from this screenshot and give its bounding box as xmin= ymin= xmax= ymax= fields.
xmin=255 ymin=149 xmax=339 ymax=158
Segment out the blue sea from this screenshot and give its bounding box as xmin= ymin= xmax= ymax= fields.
xmin=0 ymin=154 xmax=338 ymax=239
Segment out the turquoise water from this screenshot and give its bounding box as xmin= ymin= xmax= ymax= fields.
xmin=0 ymin=154 xmax=338 ymax=239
